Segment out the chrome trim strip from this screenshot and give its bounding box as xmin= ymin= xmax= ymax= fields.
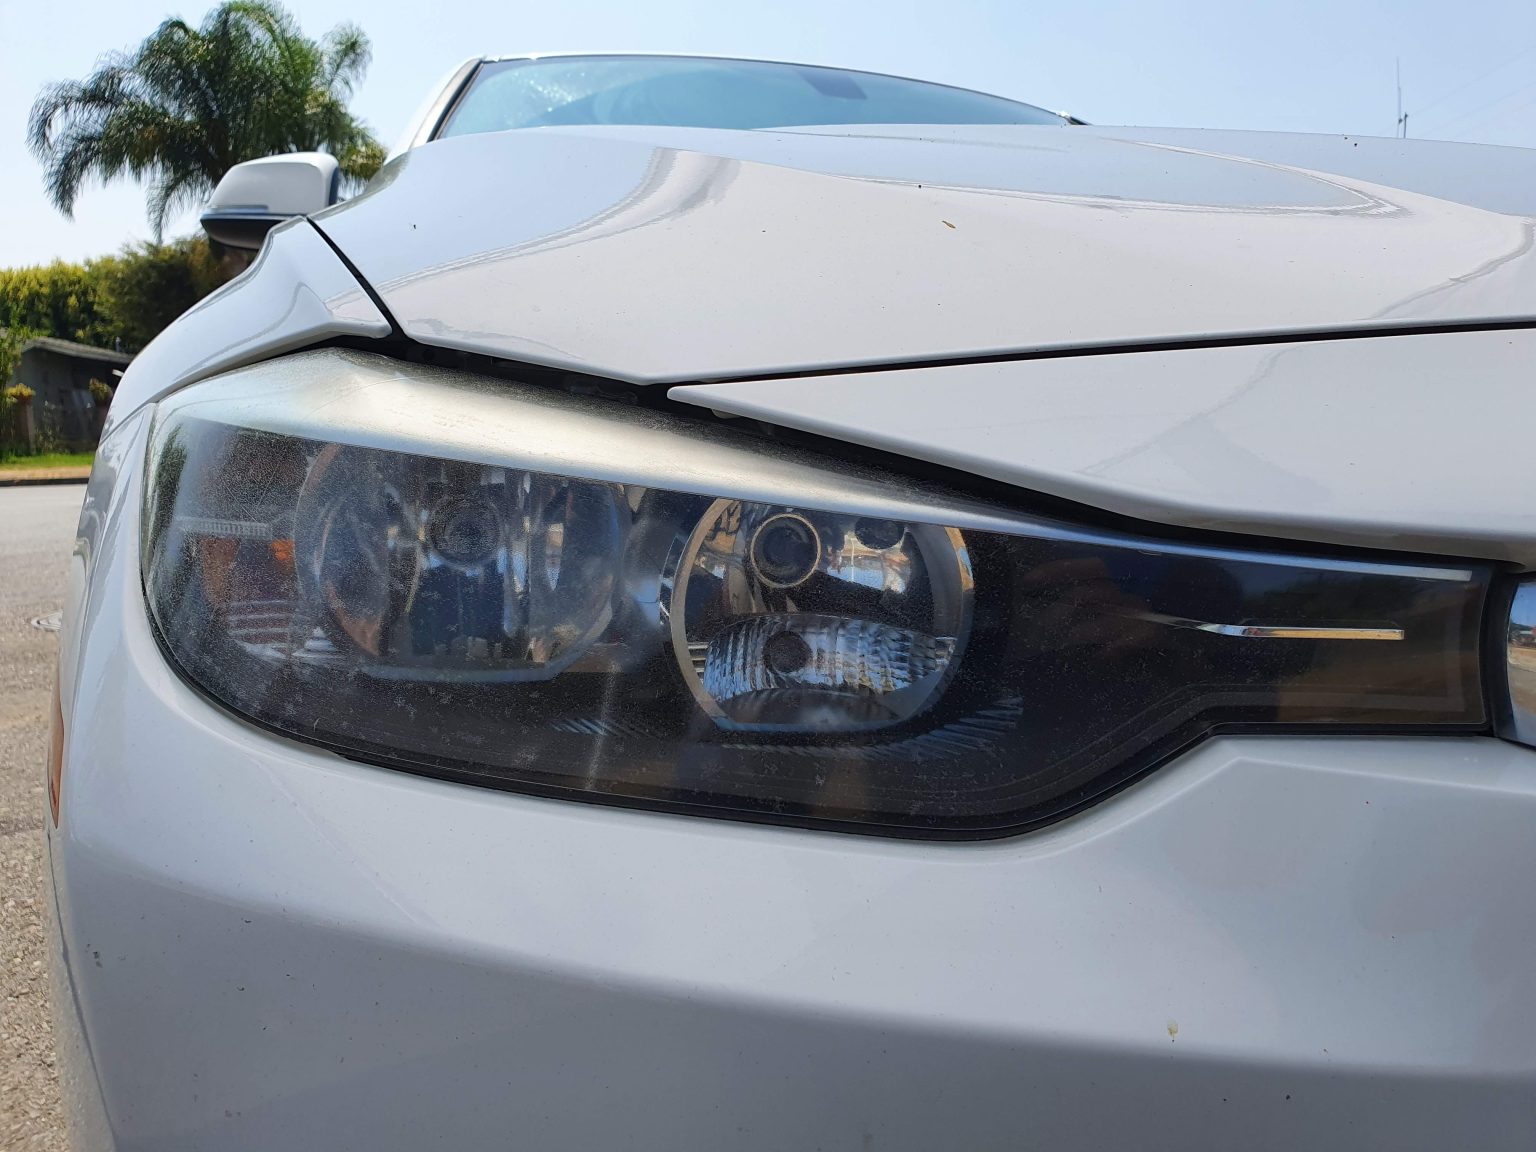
xmin=1142 ymin=613 xmax=1404 ymax=641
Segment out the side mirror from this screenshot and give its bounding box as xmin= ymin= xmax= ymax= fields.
xmin=200 ymin=152 xmax=341 ymax=250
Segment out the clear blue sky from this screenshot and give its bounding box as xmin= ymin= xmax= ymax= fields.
xmin=2 ymin=0 xmax=1534 ymax=266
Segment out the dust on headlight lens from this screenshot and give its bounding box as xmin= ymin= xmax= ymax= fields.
xmin=143 ymin=409 xmax=1490 ymax=838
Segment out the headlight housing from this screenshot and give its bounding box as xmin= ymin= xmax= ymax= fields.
xmin=143 ymin=351 xmax=1490 ymax=838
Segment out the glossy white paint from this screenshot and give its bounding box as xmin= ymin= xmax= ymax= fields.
xmin=570 ymin=120 xmax=1536 ymax=217
xmin=206 ymin=152 xmax=339 ymax=217
xmin=56 ymin=408 xmax=144 ymax=733
xmin=105 ymin=218 xmax=390 ymax=435
xmin=46 ymin=442 xmax=1536 ymax=1148
xmin=1076 ymin=125 xmax=1536 ymax=216
xmin=314 ymin=124 xmax=1536 ymax=383
xmin=52 ymin=64 xmax=1536 ymax=1148
xmin=676 ymin=328 xmax=1536 ymax=567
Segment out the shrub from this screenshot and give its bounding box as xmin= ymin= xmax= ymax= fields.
xmin=0 ymin=381 xmax=35 ymax=457
xmin=0 ymin=323 xmax=38 ymax=384
xmin=0 ymin=262 xmax=105 ymax=345
xmin=0 ymin=236 xmax=235 ymax=355
xmin=92 ymin=237 xmax=231 ymax=351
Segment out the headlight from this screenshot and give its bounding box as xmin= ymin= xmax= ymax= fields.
xmin=143 ymin=351 xmax=1491 ymax=838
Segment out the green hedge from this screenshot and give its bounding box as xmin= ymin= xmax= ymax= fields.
xmin=0 ymin=236 xmax=235 ymax=355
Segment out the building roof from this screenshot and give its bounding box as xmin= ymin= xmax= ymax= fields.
xmin=15 ymin=334 xmax=134 ymax=366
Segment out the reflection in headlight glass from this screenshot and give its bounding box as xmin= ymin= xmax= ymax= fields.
xmin=144 ymin=414 xmax=1490 ymax=838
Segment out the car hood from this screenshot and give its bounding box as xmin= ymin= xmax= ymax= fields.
xmin=315 ymin=123 xmax=1536 ymax=383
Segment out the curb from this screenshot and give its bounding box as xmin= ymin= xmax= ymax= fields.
xmin=0 ymin=473 xmax=91 ymax=488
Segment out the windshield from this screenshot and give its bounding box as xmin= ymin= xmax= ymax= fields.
xmin=437 ymin=55 xmax=1066 ymax=139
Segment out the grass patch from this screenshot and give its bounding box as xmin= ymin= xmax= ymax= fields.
xmin=0 ymin=451 xmax=95 ymax=471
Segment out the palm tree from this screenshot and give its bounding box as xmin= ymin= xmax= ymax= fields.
xmin=28 ymin=1 xmax=385 ymax=238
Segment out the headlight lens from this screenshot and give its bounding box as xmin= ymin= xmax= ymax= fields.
xmin=291 ymin=445 xmax=626 ymax=678
xmin=143 ymin=353 xmax=1491 ymax=838
xmin=672 ymin=500 xmax=973 ymax=730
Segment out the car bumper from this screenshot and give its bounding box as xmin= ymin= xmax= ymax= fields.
xmin=48 ymin=435 xmax=1536 ymax=1152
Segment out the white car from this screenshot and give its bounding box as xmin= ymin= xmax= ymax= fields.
xmin=47 ymin=53 xmax=1536 ymax=1151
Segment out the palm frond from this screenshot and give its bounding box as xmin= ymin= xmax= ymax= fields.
xmin=26 ymin=0 xmax=384 ymax=228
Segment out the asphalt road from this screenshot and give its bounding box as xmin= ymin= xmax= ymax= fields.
xmin=1 ymin=484 xmax=83 ymax=1152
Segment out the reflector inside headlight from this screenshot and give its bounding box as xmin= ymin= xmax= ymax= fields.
xmin=143 ymin=352 xmax=1491 ymax=838
xmin=673 ymin=500 xmax=973 ymax=730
